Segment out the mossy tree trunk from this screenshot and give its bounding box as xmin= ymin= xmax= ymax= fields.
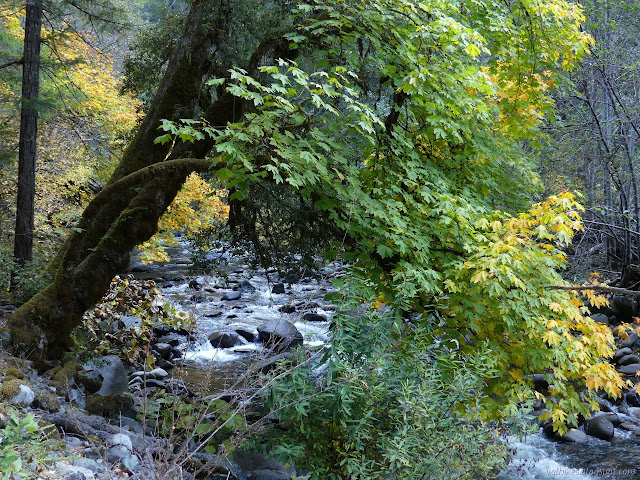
xmin=8 ymin=0 xmax=294 ymax=359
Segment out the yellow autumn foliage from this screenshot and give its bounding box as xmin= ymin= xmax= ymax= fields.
xmin=137 ymin=173 xmax=229 ymax=264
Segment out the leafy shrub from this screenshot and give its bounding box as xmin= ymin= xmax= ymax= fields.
xmin=77 ymin=275 xmax=194 ymax=366
xmin=259 ymin=285 xmax=509 ymax=480
xmin=0 ymin=408 xmax=57 ymax=478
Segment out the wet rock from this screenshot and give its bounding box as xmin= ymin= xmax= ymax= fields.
xmin=596 ymin=397 xmax=614 ymax=412
xmin=209 ymin=331 xmax=247 ymax=349
xmin=271 ymin=283 xmax=285 ymax=294
xmin=257 ymin=319 xmax=303 ymax=352
xmin=585 ymin=416 xmax=615 ymax=440
xmin=235 ymin=328 xmax=256 ymax=343
xmin=148 ymin=368 xmax=169 ymax=380
xmin=206 ymin=311 xmax=223 ymax=318
xmin=301 ymin=313 xmax=327 ymax=322
xmin=627 ymin=390 xmax=640 ymax=407
xmin=612 ymin=296 xmax=634 ymax=323
xmin=156 ymin=335 xmax=181 ymax=347
xmin=190 ymin=292 xmax=208 ymax=302
xmin=222 ymin=291 xmax=242 ymax=301
xmin=613 ymin=347 xmax=633 ymax=363
xmin=620 ymin=422 xmax=640 ymax=433
xmin=561 ymin=428 xmax=588 ymax=443
xmin=239 ymin=280 xmax=256 ymax=293
xmin=189 ymin=280 xmax=200 ymax=289
xmin=531 ymin=373 xmax=549 ymax=391
xmin=278 ymin=305 xmax=296 ymax=314
xmin=618 ymin=354 xmax=640 ymax=366
xmin=234 ymin=450 xmax=296 ymax=480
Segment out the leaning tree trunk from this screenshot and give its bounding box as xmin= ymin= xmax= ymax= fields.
xmin=7 ymin=0 xmax=294 ymax=359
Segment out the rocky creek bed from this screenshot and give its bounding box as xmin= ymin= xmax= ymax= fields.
xmin=3 ymin=243 xmax=640 ymax=479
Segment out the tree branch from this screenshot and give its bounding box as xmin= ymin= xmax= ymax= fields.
xmin=545 ymin=284 xmax=640 ymax=296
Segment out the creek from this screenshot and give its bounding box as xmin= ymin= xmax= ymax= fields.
xmin=128 ymin=241 xmax=640 ymax=480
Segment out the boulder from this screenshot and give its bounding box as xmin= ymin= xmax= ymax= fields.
xmin=585 ymin=416 xmax=615 ymax=441
xmin=301 ymin=313 xmax=327 ymax=322
xmin=222 ymin=291 xmax=242 ymax=301
xmin=10 ymin=384 xmax=35 ymax=407
xmin=152 ymin=343 xmax=173 ymax=359
xmin=84 ymin=355 xmax=128 ymax=396
xmin=257 ymin=319 xmax=303 ymax=352
xmin=618 ymin=354 xmax=640 ymax=366
xmin=271 ymin=283 xmax=285 ymax=294
xmin=234 ymin=328 xmax=256 ymax=343
xmin=209 ymin=331 xmax=247 ymax=349
xmin=620 ymin=422 xmax=640 ymax=433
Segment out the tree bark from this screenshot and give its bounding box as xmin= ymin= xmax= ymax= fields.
xmin=13 ymin=0 xmax=43 ymax=266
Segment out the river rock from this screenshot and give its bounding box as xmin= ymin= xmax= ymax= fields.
xmin=257 ymin=319 xmax=303 ymax=352
xmin=614 ymin=347 xmax=633 ymax=363
xmin=620 ymin=331 xmax=639 ymax=349
xmin=209 ymin=331 xmax=246 ymax=349
xmin=626 ymin=390 xmax=640 ymax=407
xmin=254 ymin=353 xmax=293 ymax=374
xmin=596 ymin=397 xmax=614 ymax=412
xmin=148 ymin=368 xmax=169 ymax=380
xmin=234 ymin=328 xmax=256 ymax=343
xmin=590 ymin=313 xmax=609 ymax=325
xmin=222 ymin=291 xmax=242 ymax=301
xmin=617 ymin=363 xmax=640 ymax=375
xmin=54 ymin=462 xmax=95 ymax=480
xmin=561 ymin=428 xmax=588 ymax=443
xmin=153 ymin=343 xmax=173 ymax=359
xmin=612 ymin=296 xmax=634 ymax=323
xmin=271 ymin=283 xmax=285 ymax=294
xmin=234 ymin=450 xmax=296 ymax=480
xmin=278 ymin=305 xmax=296 ymax=314
xmin=84 ymin=355 xmax=128 ymax=396
xmin=239 ymin=280 xmax=256 ymax=293
xmin=618 ymin=354 xmax=640 ymax=366
xmin=620 ymin=422 xmax=640 ymax=433
xmin=301 ymin=313 xmax=327 ymax=322
xmin=585 ymin=416 xmax=615 ymax=440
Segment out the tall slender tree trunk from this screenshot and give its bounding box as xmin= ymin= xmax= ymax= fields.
xmin=13 ymin=0 xmax=43 ymax=266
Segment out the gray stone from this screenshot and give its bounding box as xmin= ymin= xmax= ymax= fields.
xmin=590 ymin=313 xmax=609 ymax=325
xmin=10 ymin=384 xmax=34 ymax=406
xmin=278 ymin=304 xmax=296 ymax=314
xmin=148 ymin=368 xmax=169 ymax=380
xmin=301 ymin=312 xmax=327 ymax=322
xmin=560 ymin=428 xmax=588 ymax=443
xmin=620 ymin=332 xmax=639 ymax=349
xmin=209 ymin=331 xmax=247 ymax=349
xmin=69 ymin=388 xmax=86 ymax=409
xmin=222 ymin=291 xmax=242 ymax=301
xmin=618 ymin=363 xmax=640 ymax=375
xmin=239 ymin=280 xmax=256 ymax=293
xmin=153 ymin=343 xmax=172 ymax=358
xmin=613 ymin=347 xmax=633 ymax=363
xmin=585 ymin=416 xmax=615 ymax=440
xmin=71 ymin=458 xmax=105 ymax=474
xmin=257 ymin=319 xmax=303 ymax=352
xmin=596 ymin=397 xmax=614 ymax=412
xmin=84 ymin=355 xmax=128 ymax=396
xmin=54 ymin=462 xmax=95 ymax=479
xmin=626 ymin=390 xmax=640 ymax=407
xmin=620 ymin=422 xmax=640 ymax=433
xmin=618 ymin=354 xmax=640 ymax=366
xmin=628 ymin=407 xmax=640 ymax=419
xmin=109 ymin=433 xmax=133 ymax=451
xmin=271 ymin=283 xmax=285 ymax=294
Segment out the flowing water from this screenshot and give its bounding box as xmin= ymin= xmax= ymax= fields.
xmin=129 ymin=243 xmax=640 ymax=480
